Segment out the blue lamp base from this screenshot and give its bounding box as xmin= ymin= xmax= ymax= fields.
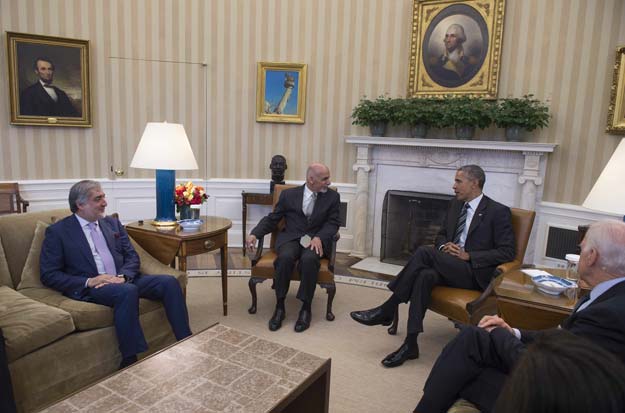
xmin=153 ymin=169 xmax=177 ymax=226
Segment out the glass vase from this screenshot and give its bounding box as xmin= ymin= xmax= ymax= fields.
xmin=179 ymin=205 xmax=200 ymax=220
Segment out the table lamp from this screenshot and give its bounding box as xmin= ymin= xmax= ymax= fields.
xmin=130 ymin=122 xmax=199 ymax=226
xmin=583 ymin=137 xmax=625 ymax=221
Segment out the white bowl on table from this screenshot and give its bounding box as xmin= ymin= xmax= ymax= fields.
xmin=178 ymin=219 xmax=203 ymax=231
xmin=530 ymin=274 xmax=577 ymax=296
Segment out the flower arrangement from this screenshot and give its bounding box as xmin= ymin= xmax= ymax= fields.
xmin=174 ymin=181 xmax=208 ymax=212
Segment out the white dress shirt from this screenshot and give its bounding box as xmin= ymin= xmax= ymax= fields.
xmin=302 ymin=185 xmax=316 ymax=217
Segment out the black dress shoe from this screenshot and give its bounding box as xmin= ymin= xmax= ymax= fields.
xmin=350 ymin=306 xmax=393 ymax=326
xmin=381 ymin=343 xmax=419 ymax=368
xmin=294 ymin=309 xmax=311 ymax=332
xmin=268 ymin=308 xmax=286 ymax=331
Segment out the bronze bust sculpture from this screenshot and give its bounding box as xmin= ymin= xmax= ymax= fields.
xmin=269 ymin=155 xmax=287 ymax=192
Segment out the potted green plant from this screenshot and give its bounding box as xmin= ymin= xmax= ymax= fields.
xmin=440 ymin=96 xmax=493 ymax=140
xmin=493 ymin=95 xmax=550 ymax=141
xmin=351 ymin=95 xmax=395 ymax=137
xmin=396 ymin=98 xmax=443 ymax=138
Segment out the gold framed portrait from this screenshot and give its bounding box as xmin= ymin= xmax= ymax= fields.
xmin=256 ymin=62 xmax=307 ymax=124
xmin=408 ymin=0 xmax=505 ymax=99
xmin=606 ymin=46 xmax=625 ymax=134
xmin=6 ymin=31 xmax=92 ymax=127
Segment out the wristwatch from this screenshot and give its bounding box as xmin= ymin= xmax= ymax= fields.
xmin=116 ymin=274 xmax=127 ymax=282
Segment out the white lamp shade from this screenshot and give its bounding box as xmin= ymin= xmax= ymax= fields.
xmin=583 ymin=138 xmax=625 ymax=215
xmin=130 ymin=122 xmax=199 ymax=170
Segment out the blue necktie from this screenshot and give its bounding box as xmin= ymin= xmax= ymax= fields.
xmin=88 ymin=222 xmax=117 ymax=275
xmin=453 ymin=203 xmax=469 ymax=244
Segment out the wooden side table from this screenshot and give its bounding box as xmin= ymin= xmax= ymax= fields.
xmin=241 ymin=191 xmax=273 ymax=255
xmin=494 ymin=268 xmax=577 ymax=330
xmin=126 ymin=216 xmax=232 ymax=316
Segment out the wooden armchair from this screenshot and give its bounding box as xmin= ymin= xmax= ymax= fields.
xmin=248 ymin=184 xmax=339 ymax=321
xmin=0 ymin=183 xmax=29 ymax=215
xmin=388 ymin=207 xmax=536 ymax=334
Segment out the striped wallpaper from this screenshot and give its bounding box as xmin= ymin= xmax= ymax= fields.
xmin=1 ymin=0 xmax=624 ymax=205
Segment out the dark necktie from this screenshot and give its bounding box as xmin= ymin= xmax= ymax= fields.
xmin=453 ymin=203 xmax=470 ymax=244
xmin=88 ymin=222 xmax=117 ymax=275
xmin=572 ymin=293 xmax=591 ymax=313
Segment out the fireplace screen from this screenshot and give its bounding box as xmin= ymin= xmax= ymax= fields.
xmin=380 ymin=191 xmax=453 ymax=266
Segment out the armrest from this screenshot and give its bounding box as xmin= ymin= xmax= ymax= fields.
xmin=466 ymin=273 xmax=501 ymax=314
xmin=20 ymin=198 xmax=29 ymax=212
xmin=466 ymin=260 xmax=521 ymax=314
xmin=251 ymin=237 xmax=265 ymax=266
xmin=494 ymin=260 xmax=522 ymax=276
xmin=327 ymin=232 xmax=340 ymax=272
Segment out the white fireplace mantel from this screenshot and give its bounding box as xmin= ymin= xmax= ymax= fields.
xmin=345 ymin=136 xmax=557 ymax=259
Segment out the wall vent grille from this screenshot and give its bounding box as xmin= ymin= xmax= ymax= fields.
xmin=545 ymin=226 xmax=580 ymax=259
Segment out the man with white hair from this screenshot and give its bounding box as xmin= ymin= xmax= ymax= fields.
xmin=413 ymin=220 xmax=625 ymax=413
xmin=429 ymin=23 xmax=480 ymax=87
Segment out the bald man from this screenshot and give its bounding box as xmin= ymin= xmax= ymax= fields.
xmin=246 ymin=163 xmax=341 ymax=332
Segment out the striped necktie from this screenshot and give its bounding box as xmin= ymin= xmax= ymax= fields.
xmin=453 ymin=203 xmax=470 ymax=244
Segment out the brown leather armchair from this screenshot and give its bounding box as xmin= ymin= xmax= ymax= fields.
xmin=388 ymin=207 xmax=536 ymax=334
xmin=0 ymin=183 xmax=29 ymax=215
xmin=248 ymin=184 xmax=338 ymax=321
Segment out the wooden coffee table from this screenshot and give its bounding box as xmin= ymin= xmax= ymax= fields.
xmin=494 ymin=268 xmax=578 ymax=330
xmin=42 ymin=324 xmax=331 ymax=413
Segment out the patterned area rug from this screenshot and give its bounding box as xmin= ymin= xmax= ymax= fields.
xmin=186 ymin=269 xmax=389 ymax=290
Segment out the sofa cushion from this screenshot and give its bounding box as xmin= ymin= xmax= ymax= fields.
xmin=17 ymin=221 xmax=48 ymax=290
xmin=0 ymin=286 xmax=75 ymax=363
xmin=0 ymin=209 xmax=71 ymax=287
xmin=19 ymin=287 xmax=166 ymax=331
xmin=0 ymin=239 xmax=12 ymax=288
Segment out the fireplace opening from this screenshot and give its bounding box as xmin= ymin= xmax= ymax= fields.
xmin=380 ymin=190 xmax=453 ymax=266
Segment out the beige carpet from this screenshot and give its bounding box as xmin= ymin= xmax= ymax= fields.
xmin=186 ymin=276 xmax=459 ymax=413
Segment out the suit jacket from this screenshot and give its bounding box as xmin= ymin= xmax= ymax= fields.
xmin=434 ymin=196 xmax=515 ymax=289
xmin=251 ymin=185 xmax=341 ymax=255
xmin=40 ymin=214 xmax=140 ymax=299
xmin=20 ymin=82 xmax=79 ymax=117
xmin=520 ymin=280 xmax=625 ymax=365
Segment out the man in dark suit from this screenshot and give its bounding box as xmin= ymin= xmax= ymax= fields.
xmin=246 ymin=163 xmax=341 ymax=332
xmin=351 ymin=165 xmax=515 ymax=367
xmin=414 ymin=220 xmax=625 ymax=413
xmin=20 ymin=57 xmax=79 ymax=117
xmin=40 ymin=180 xmax=191 ymax=369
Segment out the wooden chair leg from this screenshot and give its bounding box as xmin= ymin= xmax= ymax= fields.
xmin=248 ymin=277 xmax=266 ymax=314
xmin=387 ymin=307 xmax=399 ymax=335
xmin=320 ymin=283 xmax=336 ymax=321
